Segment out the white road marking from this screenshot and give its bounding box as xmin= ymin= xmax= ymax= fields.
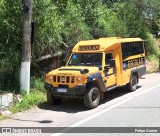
xmin=51 ymin=84 xmax=160 ymax=136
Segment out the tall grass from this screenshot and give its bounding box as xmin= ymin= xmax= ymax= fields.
xmin=10 ymin=77 xmax=46 ymax=114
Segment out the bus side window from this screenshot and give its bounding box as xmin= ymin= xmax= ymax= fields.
xmin=122 ymin=43 xmax=130 ymax=59
xmin=130 ymin=42 xmax=144 ymax=55
xmin=137 ymin=42 xmax=144 ymax=54
xmin=105 ymin=53 xmax=113 ymax=65
xmin=122 ymin=41 xmax=144 ymax=60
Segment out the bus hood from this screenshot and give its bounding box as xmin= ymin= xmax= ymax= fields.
xmin=47 ymin=66 xmax=100 ymax=75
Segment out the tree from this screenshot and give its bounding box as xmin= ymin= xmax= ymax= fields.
xmin=20 ymin=0 xmax=32 ymax=93
xmin=0 ymin=0 xmax=160 ymax=91
xmin=0 ymin=0 xmax=22 ymax=89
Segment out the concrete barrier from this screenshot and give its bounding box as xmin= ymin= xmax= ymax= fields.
xmin=0 ymin=93 xmax=13 ymax=109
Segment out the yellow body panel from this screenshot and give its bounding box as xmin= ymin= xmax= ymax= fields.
xmin=72 ymin=37 xmax=143 ymax=53
xmin=46 ymin=37 xmax=145 ymax=90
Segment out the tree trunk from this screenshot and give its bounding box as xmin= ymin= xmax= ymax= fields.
xmin=20 ymin=0 xmax=32 ymax=94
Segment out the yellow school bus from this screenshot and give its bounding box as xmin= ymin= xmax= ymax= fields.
xmin=45 ymin=37 xmax=146 ymax=109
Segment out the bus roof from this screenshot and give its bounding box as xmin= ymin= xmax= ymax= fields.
xmin=72 ymin=37 xmax=143 ymax=53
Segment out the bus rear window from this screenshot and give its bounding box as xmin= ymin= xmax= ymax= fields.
xmin=122 ymin=41 xmax=144 ymax=59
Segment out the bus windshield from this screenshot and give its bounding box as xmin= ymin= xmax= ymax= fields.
xmin=67 ymin=53 xmax=102 ymax=66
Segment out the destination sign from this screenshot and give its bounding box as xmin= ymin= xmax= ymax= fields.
xmin=123 ymin=57 xmax=145 ymax=70
xmin=78 ymin=45 xmax=100 ymax=51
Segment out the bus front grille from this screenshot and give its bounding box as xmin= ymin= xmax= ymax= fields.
xmin=53 ymin=75 xmax=75 ymax=84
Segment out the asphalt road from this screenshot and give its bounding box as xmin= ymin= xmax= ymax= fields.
xmin=0 ymin=73 xmax=160 ymax=136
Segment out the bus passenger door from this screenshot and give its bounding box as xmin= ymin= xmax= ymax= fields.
xmin=104 ymin=53 xmax=116 ymax=87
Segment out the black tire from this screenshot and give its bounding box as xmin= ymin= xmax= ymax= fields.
xmin=100 ymin=91 xmax=104 ymax=101
xmin=47 ymin=90 xmax=62 ymax=105
xmin=84 ymin=86 xmax=100 ymax=109
xmin=126 ymin=74 xmax=138 ymax=92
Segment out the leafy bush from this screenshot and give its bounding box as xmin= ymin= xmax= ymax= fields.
xmin=0 ymin=0 xmax=22 ymax=89
xmin=11 ymin=90 xmax=46 ymax=113
xmin=0 ymin=0 xmax=160 ymax=91
xmin=30 ymin=77 xmax=45 ymax=93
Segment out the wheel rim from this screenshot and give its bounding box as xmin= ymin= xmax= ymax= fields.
xmin=92 ymin=91 xmax=98 ymax=102
xmin=90 ymin=89 xmax=100 ymax=105
xmin=84 ymin=87 xmax=100 ymax=108
xmin=131 ymin=76 xmax=137 ymax=89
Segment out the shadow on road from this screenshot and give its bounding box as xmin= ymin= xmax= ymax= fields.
xmin=38 ymin=86 xmax=142 ymax=113
xmin=140 ymin=77 xmax=145 ymax=79
xmin=9 ymin=117 xmax=53 ymax=124
xmin=102 ymin=85 xmax=141 ymax=104
xmin=38 ymin=99 xmax=87 ymax=113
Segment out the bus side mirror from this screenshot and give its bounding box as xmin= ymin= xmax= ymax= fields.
xmin=109 ymin=59 xmax=116 ymax=67
xmin=104 ymin=66 xmax=109 ymax=72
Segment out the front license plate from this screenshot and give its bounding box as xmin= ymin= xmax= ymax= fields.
xmin=57 ymin=88 xmax=67 ymax=93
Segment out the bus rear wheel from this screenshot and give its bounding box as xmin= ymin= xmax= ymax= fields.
xmin=126 ymin=74 xmax=138 ymax=92
xmin=84 ymin=87 xmax=100 ymax=109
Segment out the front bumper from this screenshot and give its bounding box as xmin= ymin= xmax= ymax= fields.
xmin=45 ymin=83 xmax=86 ymax=98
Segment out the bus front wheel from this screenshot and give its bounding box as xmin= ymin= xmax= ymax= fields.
xmin=47 ymin=90 xmax=62 ymax=105
xmin=84 ymin=86 xmax=100 ymax=109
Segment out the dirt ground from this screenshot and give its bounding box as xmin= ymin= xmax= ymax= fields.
xmin=146 ymin=59 xmax=159 ymax=73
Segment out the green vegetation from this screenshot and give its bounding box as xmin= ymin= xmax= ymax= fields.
xmin=10 ymin=77 xmax=46 ymax=114
xmin=0 ymin=0 xmax=160 ymax=90
xmin=0 ymin=116 xmax=8 ymax=120
xmin=30 ymin=77 xmax=46 ymax=93
xmin=0 ymin=78 xmax=46 ymax=118
xmin=146 ymin=54 xmax=159 ymax=73
xmin=11 ymin=90 xmax=46 ymax=113
xmin=0 ymin=0 xmax=159 ymax=116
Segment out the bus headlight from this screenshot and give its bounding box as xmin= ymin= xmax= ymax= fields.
xmin=76 ymin=76 xmax=85 ymax=82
